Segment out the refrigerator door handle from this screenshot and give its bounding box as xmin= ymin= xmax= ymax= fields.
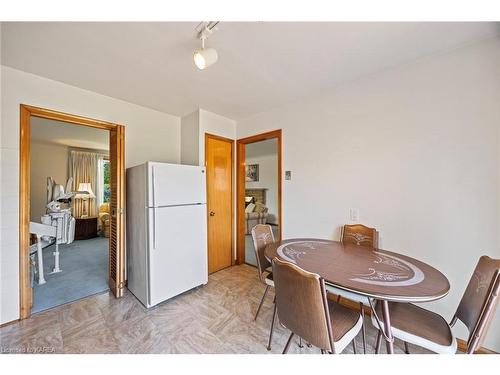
xmin=152 ymin=206 xmax=157 ymax=249
xmin=151 ymin=165 xmax=157 ymax=249
xmin=152 ymin=165 xmax=156 ymax=207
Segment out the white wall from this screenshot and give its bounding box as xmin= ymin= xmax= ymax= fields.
xmin=180 ymin=108 xmax=237 ymax=167
xmin=237 ymin=39 xmax=500 ymax=351
xmin=29 ymin=142 xmax=69 ymax=222
xmin=180 ymin=110 xmax=199 ymax=166
xmin=245 ymin=139 xmax=279 ymax=224
xmin=0 ymin=66 xmax=181 ymax=324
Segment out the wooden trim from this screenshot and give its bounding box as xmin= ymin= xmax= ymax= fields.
xmin=118 ymin=125 xmax=126 ymax=294
xmin=237 ymin=129 xmax=283 ymax=144
xmin=21 ymin=105 xmax=119 ymax=130
xmin=0 ymin=318 xmax=20 ymax=329
xmin=204 ymin=132 xmax=234 ymax=144
xmin=18 ymin=104 xmax=124 ymax=320
xmin=19 ymin=105 xmax=32 ymax=319
xmin=456 ymin=338 xmax=497 ymax=354
xmin=109 ymin=125 xmax=126 ymax=297
xmin=204 ymin=133 xmax=235 ymax=267
xmin=236 ymin=142 xmax=246 ymax=265
xmin=236 ymin=129 xmax=282 ymax=265
xmin=327 ymin=294 xmax=497 ymax=354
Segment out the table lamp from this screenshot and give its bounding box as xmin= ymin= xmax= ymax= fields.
xmin=75 ymin=182 xmax=96 ymax=218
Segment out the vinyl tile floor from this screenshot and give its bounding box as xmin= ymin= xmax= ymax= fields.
xmin=0 ymin=264 xmax=431 ymax=354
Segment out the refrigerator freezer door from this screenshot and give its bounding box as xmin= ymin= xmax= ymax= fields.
xmin=149 ymin=163 xmax=206 ymax=207
xmin=148 ymin=204 xmax=208 ymax=307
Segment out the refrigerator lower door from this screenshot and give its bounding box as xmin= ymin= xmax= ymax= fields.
xmin=148 ymin=204 xmax=208 ymax=307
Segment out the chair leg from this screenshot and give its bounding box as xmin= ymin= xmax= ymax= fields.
xmin=404 ymin=341 xmax=410 ymax=354
xmin=283 ymin=332 xmax=295 ymax=354
xmin=352 ymin=339 xmax=357 ymax=354
xmin=375 ymin=330 xmax=382 ymax=354
xmin=298 ymin=337 xmax=304 ymax=348
xmin=321 ymin=349 xmax=325 ymax=354
xmin=254 ymin=285 xmax=270 ymax=321
xmin=360 ymin=302 xmax=366 ymax=354
xmin=267 ymin=301 xmax=277 ymax=351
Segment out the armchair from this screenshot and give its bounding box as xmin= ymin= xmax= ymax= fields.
xmin=245 ymin=201 xmax=269 ymax=234
xmin=98 ymin=203 xmax=110 ymax=238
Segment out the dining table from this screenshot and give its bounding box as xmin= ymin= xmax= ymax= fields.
xmin=264 ymin=238 xmax=451 ymax=354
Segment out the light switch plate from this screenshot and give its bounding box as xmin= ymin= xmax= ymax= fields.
xmin=349 ymin=208 xmax=359 ymax=222
xmin=285 ymin=171 xmax=291 ymax=180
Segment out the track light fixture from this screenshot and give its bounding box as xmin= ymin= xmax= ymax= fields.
xmin=194 ymin=22 xmax=219 ymax=70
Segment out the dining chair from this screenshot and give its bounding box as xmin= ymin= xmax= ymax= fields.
xmin=251 ymin=224 xmax=276 ymax=350
xmin=371 ymin=255 xmax=500 ymax=354
xmin=341 ymin=224 xmax=379 ymax=248
xmin=326 ymin=223 xmax=379 ymax=353
xmin=272 ymin=257 xmax=363 ymax=354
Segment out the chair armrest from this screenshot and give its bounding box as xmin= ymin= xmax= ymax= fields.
xmin=99 ymin=213 xmax=110 ymax=223
xmin=246 ymin=212 xmax=268 ymax=220
xmin=30 ymin=221 xmax=56 ymax=237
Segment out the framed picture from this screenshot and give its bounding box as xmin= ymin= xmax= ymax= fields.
xmin=245 ymin=164 xmax=259 ymax=182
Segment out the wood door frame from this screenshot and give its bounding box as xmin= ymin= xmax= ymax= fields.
xmin=205 ymin=133 xmax=235 ymax=270
xmin=236 ymin=129 xmax=282 ymax=264
xmin=19 ymin=104 xmax=125 ymax=319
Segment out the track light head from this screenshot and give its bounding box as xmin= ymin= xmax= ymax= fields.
xmin=193 ymin=22 xmax=219 ymax=70
xmin=194 ymin=48 xmax=218 ymax=70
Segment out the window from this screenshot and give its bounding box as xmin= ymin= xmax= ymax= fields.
xmin=102 ymin=159 xmax=111 ymax=203
xmin=98 ymin=158 xmax=111 ymax=205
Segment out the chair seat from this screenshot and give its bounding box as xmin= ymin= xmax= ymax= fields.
xmin=264 ymin=272 xmax=274 ymax=287
xmin=371 ymin=302 xmax=457 ymax=354
xmin=328 ymin=300 xmax=364 ymax=353
xmin=326 ymin=284 xmax=370 ymax=306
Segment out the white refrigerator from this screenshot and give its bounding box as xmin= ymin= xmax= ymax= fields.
xmin=126 ymin=162 xmax=208 ymax=308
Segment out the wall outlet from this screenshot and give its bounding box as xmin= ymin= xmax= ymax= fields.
xmin=349 ymin=208 xmax=359 ymax=222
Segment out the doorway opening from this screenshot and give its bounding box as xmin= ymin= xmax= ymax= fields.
xmin=19 ymin=105 xmax=125 ymax=319
xmin=236 ymin=130 xmax=282 ymax=265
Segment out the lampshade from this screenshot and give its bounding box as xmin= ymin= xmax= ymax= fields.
xmin=193 ymin=48 xmax=218 ymax=70
xmin=75 ymin=182 xmax=96 ymax=199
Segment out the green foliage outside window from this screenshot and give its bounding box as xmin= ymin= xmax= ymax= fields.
xmin=103 ymin=160 xmax=111 ymax=203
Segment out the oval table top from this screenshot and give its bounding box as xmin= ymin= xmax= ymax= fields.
xmin=265 ymin=239 xmax=450 ymax=303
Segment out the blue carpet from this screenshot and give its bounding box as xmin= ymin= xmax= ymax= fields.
xmin=32 ymin=237 xmax=109 ymax=313
xmin=245 ymin=225 xmax=279 ymax=267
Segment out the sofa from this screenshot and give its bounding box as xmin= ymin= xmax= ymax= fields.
xmin=98 ymin=203 xmax=110 ymax=238
xmin=245 ymin=201 xmax=269 ymax=234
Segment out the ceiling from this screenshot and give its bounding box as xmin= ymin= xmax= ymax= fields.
xmin=2 ymin=22 xmax=499 ymax=120
xmin=31 ymin=117 xmax=109 ymax=150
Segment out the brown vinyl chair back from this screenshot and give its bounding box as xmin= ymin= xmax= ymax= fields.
xmin=453 ymin=256 xmax=500 ymax=353
xmin=251 ymin=224 xmax=275 ymax=283
xmin=341 ymin=224 xmax=378 ymax=248
xmin=272 ymin=257 xmax=334 ymax=352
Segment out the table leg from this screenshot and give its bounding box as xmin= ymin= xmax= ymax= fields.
xmin=36 ymin=235 xmax=46 ymax=285
xmin=380 ymin=300 xmax=394 ymax=354
xmin=50 ymin=242 xmax=62 ymax=274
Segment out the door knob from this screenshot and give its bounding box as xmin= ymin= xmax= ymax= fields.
xmin=209 ymin=211 xmax=215 ymax=216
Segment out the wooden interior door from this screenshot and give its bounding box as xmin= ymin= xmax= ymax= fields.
xmin=205 ymin=134 xmax=233 ymax=274
xmin=109 ymin=125 xmax=125 ymax=296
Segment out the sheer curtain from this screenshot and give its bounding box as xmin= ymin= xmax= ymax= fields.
xmin=69 ymin=150 xmax=101 ymax=218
